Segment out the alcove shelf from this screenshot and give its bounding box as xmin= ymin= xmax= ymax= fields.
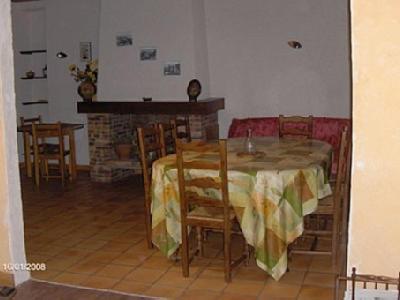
xmin=22 ymin=100 xmax=48 ymax=106
xmin=19 ymin=49 xmax=47 ymax=55
xmin=20 ymin=76 xmax=47 ymax=80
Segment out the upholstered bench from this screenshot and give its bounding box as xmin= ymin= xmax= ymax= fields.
xmin=228 ymin=116 xmax=351 ymax=175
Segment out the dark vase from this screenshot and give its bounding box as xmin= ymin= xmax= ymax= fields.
xmin=187 ymin=79 xmax=202 ymax=102
xmin=77 ymin=80 xmax=97 ymax=102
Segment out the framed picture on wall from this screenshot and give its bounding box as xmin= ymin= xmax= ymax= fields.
xmin=80 ymin=42 xmax=92 ymax=62
xmin=116 ymin=33 xmax=133 ymax=47
xmin=164 ymin=62 xmax=181 ymax=76
xmin=140 ymin=48 xmax=157 ymax=61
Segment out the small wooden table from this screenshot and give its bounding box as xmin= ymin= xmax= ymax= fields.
xmin=18 ymin=123 xmax=84 ymax=180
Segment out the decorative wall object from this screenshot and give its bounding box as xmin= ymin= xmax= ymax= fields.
xmin=140 ymin=48 xmax=157 ymax=61
xmin=80 ymin=42 xmax=92 ymax=62
xmin=164 ymin=62 xmax=181 ymax=76
xmin=116 ymin=33 xmax=133 ymax=47
xmin=288 ymin=41 xmax=303 ymax=49
xmin=187 ymin=79 xmax=202 ymax=102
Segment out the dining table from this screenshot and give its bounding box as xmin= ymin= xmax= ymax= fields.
xmin=17 ymin=123 xmax=84 ymax=180
xmin=151 ymin=136 xmax=332 ymax=280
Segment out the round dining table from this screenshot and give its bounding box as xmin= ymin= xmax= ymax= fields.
xmin=151 ymin=137 xmax=332 ymax=280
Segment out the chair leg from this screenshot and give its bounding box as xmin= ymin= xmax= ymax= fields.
xmin=34 ymin=157 xmax=40 ymax=187
xmin=196 ymin=226 xmax=203 ymax=257
xmin=59 ymin=158 xmax=65 ymax=186
xmin=68 ymin=156 xmax=73 ymax=181
xmin=332 ymin=222 xmax=338 ymax=268
xmin=244 ymin=240 xmax=250 ymax=266
xmin=181 ymin=224 xmax=190 ymax=278
xmin=224 ymin=228 xmax=232 ymax=283
xmin=144 ymin=195 xmax=153 ymax=249
xmin=44 ymin=160 xmax=49 ymax=181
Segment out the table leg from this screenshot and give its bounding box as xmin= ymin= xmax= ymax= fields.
xmin=23 ymin=132 xmax=32 ymax=177
xmin=68 ymin=131 xmax=77 ymax=180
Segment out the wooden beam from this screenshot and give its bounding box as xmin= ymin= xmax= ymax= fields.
xmin=77 ymin=97 xmax=225 ymax=115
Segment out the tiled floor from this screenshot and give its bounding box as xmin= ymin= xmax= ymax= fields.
xmin=12 ymin=280 xmax=151 ymax=300
xmin=22 ymin=173 xmax=346 ymax=299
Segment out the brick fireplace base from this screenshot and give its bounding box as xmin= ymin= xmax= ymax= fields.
xmin=87 ymin=113 xmax=219 ymax=182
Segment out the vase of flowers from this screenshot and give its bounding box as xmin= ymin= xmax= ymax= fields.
xmin=69 ymin=60 xmax=98 ymax=102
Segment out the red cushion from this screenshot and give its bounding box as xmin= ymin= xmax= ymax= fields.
xmin=228 ymin=116 xmax=351 ymax=175
xmin=228 ymin=117 xmax=279 ymax=138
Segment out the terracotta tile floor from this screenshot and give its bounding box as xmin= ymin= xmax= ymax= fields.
xmin=21 ymin=174 xmax=346 ymax=299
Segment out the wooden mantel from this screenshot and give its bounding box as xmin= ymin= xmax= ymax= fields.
xmin=77 ymin=97 xmax=224 ymax=115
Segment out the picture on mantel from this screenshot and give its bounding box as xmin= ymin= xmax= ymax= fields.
xmin=116 ymin=33 xmax=133 ymax=47
xmin=164 ymin=62 xmax=181 ymax=76
xmin=140 ymin=48 xmax=157 ymax=61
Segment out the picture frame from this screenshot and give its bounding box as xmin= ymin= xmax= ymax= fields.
xmin=116 ymin=33 xmax=133 ymax=47
xmin=163 ymin=62 xmax=181 ymax=76
xmin=140 ymin=48 xmax=157 ymax=61
xmin=80 ymin=42 xmax=92 ymax=62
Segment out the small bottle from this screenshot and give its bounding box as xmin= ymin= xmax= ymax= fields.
xmin=244 ymin=128 xmax=256 ymax=153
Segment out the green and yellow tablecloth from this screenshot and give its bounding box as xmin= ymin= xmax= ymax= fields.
xmin=151 ymin=137 xmax=332 ymax=280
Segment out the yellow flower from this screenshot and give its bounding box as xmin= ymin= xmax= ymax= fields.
xmin=68 ymin=64 xmax=77 ymax=71
xmin=89 ymin=59 xmax=98 ymax=71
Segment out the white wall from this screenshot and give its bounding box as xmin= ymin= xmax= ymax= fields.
xmin=46 ymin=0 xmax=100 ymax=164
xmin=98 ymin=0 xmax=350 ymax=137
xmin=12 ymin=0 xmax=351 ymax=163
xmin=12 ymin=0 xmax=100 ymax=165
xmin=12 ymin=2 xmax=48 ymax=161
xmin=98 ymin=0 xmax=203 ymax=101
xmin=204 ymin=0 xmax=351 ymax=136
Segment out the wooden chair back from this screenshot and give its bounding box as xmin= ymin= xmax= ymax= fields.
xmin=330 ymin=126 xmax=350 ymax=262
xmin=278 ymin=114 xmax=313 ymax=139
xmin=32 ymin=122 xmax=65 ymax=157
xmin=31 ymin=122 xmax=66 ymax=186
xmin=136 ymin=126 xmax=165 ymax=248
xmin=157 ymin=123 xmax=176 ymax=155
xmin=176 ymin=139 xmax=230 ymax=219
xmin=290 ymin=126 xmax=350 ymax=264
xmin=335 ymin=267 xmax=400 ymax=300
xmin=20 ymin=115 xmax=42 ymax=126
xmin=171 ymin=116 xmax=191 ymax=142
xmin=177 ymin=139 xmax=246 ymax=282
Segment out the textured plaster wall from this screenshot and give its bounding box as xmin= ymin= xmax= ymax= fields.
xmin=12 ymin=1 xmax=48 ymax=161
xmin=98 ymin=0 xmax=201 ymax=101
xmin=204 ymin=0 xmax=351 ymax=137
xmin=348 ymin=0 xmax=400 ymax=276
xmin=46 ymin=0 xmax=100 ymax=165
xmin=0 ymin=0 xmax=29 ymax=285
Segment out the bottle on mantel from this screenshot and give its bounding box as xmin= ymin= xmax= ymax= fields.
xmin=244 ymin=128 xmax=256 ymax=154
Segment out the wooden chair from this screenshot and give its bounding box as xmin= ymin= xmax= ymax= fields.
xmin=20 ymin=115 xmax=42 ymax=126
xmin=335 ymin=267 xmax=400 ymax=300
xmin=31 ymin=122 xmax=71 ymax=187
xmin=20 ymin=116 xmax=42 ymax=176
xmin=157 ymin=123 xmax=176 ymax=155
xmin=171 ymin=116 xmax=191 ymax=142
xmin=176 ymin=139 xmax=248 ymax=282
xmin=289 ymin=127 xmax=350 ymax=265
xmin=137 ymin=126 xmax=165 ymax=249
xmin=278 ymin=115 xmax=313 ymax=139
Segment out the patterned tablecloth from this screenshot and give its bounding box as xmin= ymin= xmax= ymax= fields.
xmin=151 ymin=137 xmax=332 ymax=280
